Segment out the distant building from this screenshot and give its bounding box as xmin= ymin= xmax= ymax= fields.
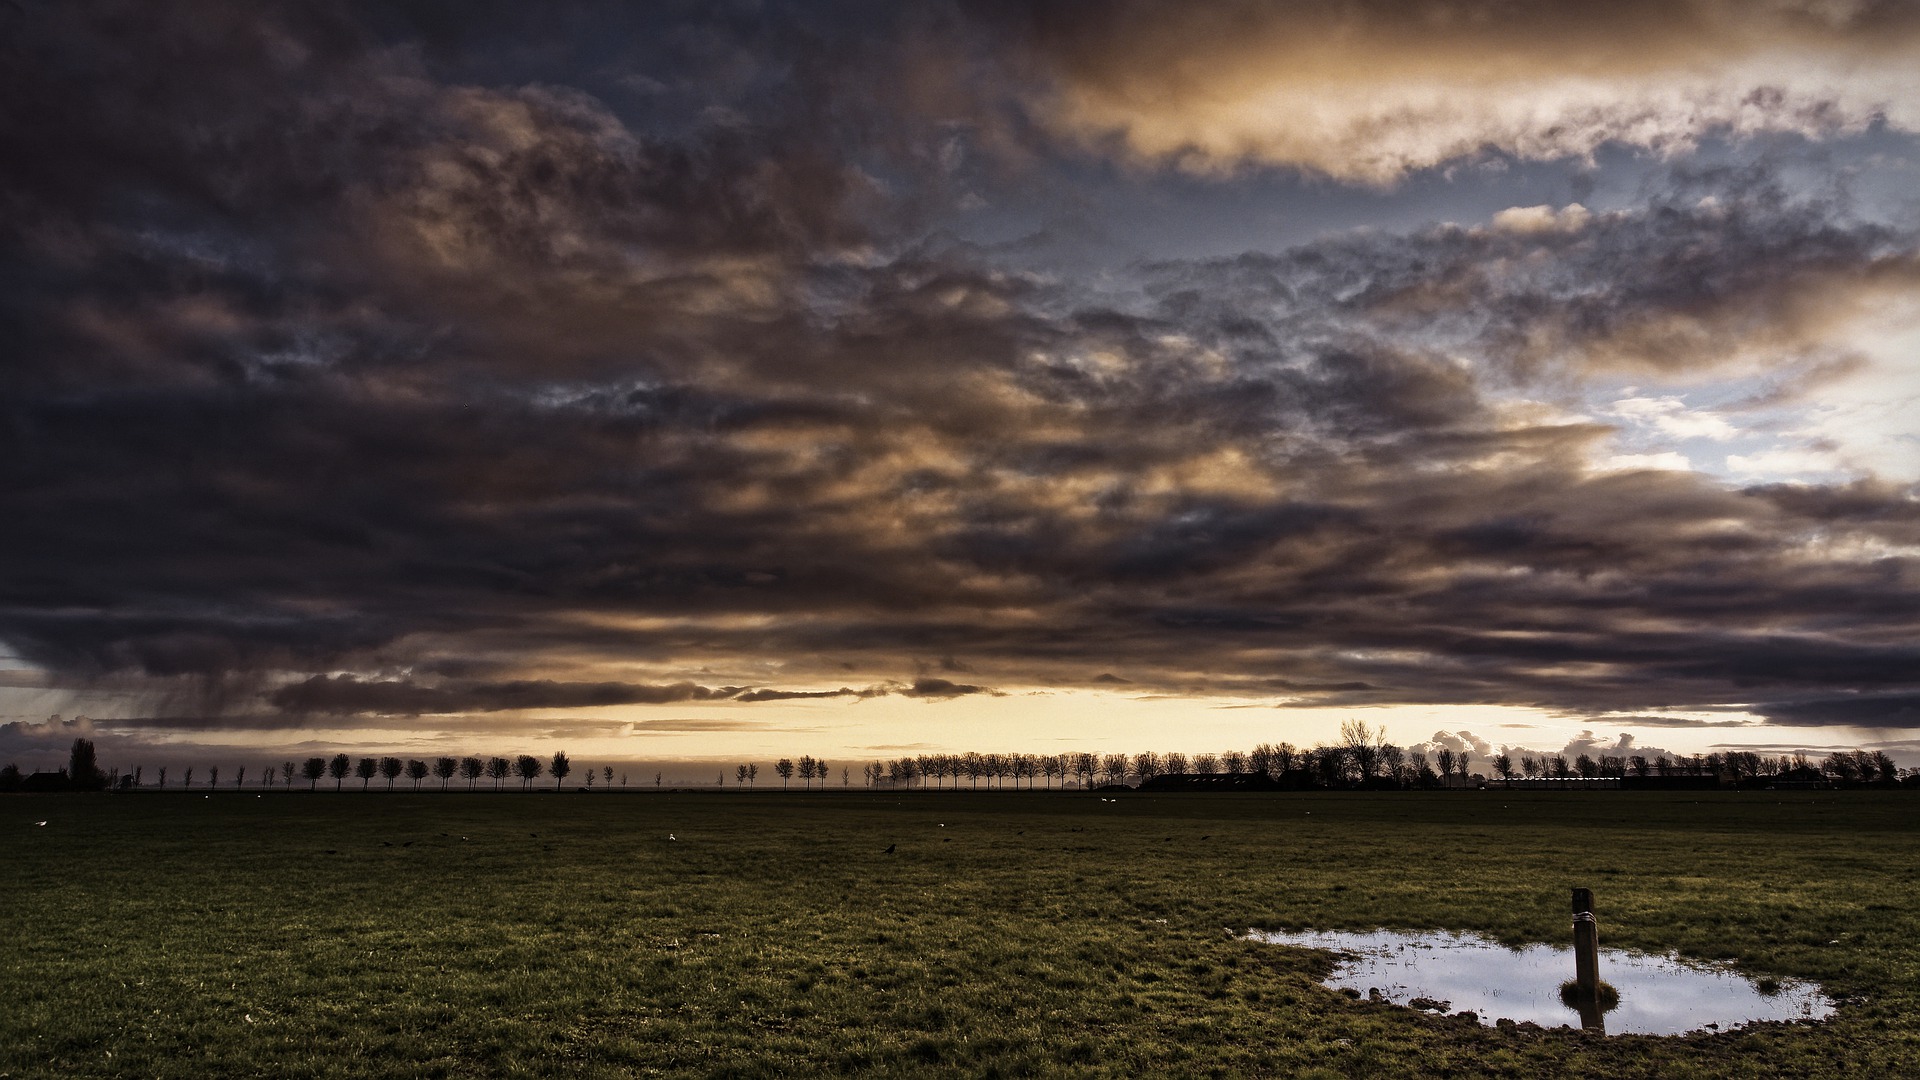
xmin=20 ymin=770 xmax=71 ymax=793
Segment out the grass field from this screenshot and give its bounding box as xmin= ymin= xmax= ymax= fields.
xmin=4 ymin=790 xmax=1917 ymax=1077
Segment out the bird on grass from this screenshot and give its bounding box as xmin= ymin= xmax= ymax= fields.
xmin=883 ymin=844 xmax=896 ymax=854
xmin=34 ymin=820 xmax=47 ymax=827
xmin=668 ymin=833 xmax=678 ymax=841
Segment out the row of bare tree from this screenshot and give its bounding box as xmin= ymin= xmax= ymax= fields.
xmin=6 ymin=742 xmax=638 ymax=793
xmin=847 ymin=723 xmax=1916 ymax=791
xmin=848 ymin=723 xmax=1460 ymax=790
xmin=1487 ymin=748 xmax=1903 ymax=783
xmin=8 ymin=732 xmax=1914 ymax=795
xmin=730 ymin=756 xmax=845 ymax=789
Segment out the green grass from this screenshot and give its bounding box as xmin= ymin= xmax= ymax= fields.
xmin=3 ymin=790 xmax=1916 ymax=1077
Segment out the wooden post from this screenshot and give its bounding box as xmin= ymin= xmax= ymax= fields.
xmin=1572 ymin=887 xmax=1599 ymax=1000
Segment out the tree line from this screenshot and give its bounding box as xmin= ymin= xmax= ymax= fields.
xmin=841 ymin=722 xmax=1473 ymax=790
xmin=5 ymin=728 xmax=1915 ymax=795
xmin=0 ymin=741 xmax=646 ymax=794
xmin=844 ymin=722 xmax=1916 ymax=791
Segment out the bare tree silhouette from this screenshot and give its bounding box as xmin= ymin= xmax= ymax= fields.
xmin=1380 ymin=744 xmax=1406 ymax=785
xmin=515 ymin=754 xmax=542 ymax=790
xmin=1275 ymin=743 xmax=1300 ymax=775
xmin=1072 ymin=753 xmax=1097 ymax=789
xmin=1341 ymin=719 xmax=1385 ymax=781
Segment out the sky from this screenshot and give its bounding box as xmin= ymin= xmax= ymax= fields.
xmin=3 ymin=0 xmax=1918 ymax=777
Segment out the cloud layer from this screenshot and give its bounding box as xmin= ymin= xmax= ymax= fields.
xmin=989 ymin=0 xmax=1920 ymax=181
xmin=1 ymin=2 xmax=1916 ymax=742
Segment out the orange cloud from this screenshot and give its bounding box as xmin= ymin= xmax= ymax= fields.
xmin=1004 ymin=0 xmax=1920 ymax=182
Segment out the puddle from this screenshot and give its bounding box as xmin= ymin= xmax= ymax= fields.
xmin=1248 ymin=928 xmax=1833 ymax=1036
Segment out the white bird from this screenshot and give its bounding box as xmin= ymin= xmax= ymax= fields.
xmin=34 ymin=820 xmax=47 ymax=827
xmin=668 ymin=833 xmax=678 ymax=841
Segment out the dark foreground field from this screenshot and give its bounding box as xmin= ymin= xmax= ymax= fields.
xmin=4 ymin=790 xmax=1917 ymax=1078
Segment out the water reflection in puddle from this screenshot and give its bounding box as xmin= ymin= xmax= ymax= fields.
xmin=1248 ymin=928 xmax=1833 ymax=1036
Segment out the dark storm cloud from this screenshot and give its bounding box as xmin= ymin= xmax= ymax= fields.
xmin=267 ymin=676 xmax=741 ymax=715
xmin=1603 ymin=716 xmax=1754 ymax=729
xmin=2 ymin=0 xmax=1917 ymax=739
xmin=263 ymin=674 xmax=993 ymax=713
xmin=898 ymin=678 xmax=996 ymax=699
xmin=733 ymin=687 xmax=864 ymax=702
xmin=1138 ymin=172 xmax=1920 ymax=379
xmin=625 ymin=718 xmax=774 ymax=732
xmin=1752 ymin=694 xmax=1920 ymax=728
